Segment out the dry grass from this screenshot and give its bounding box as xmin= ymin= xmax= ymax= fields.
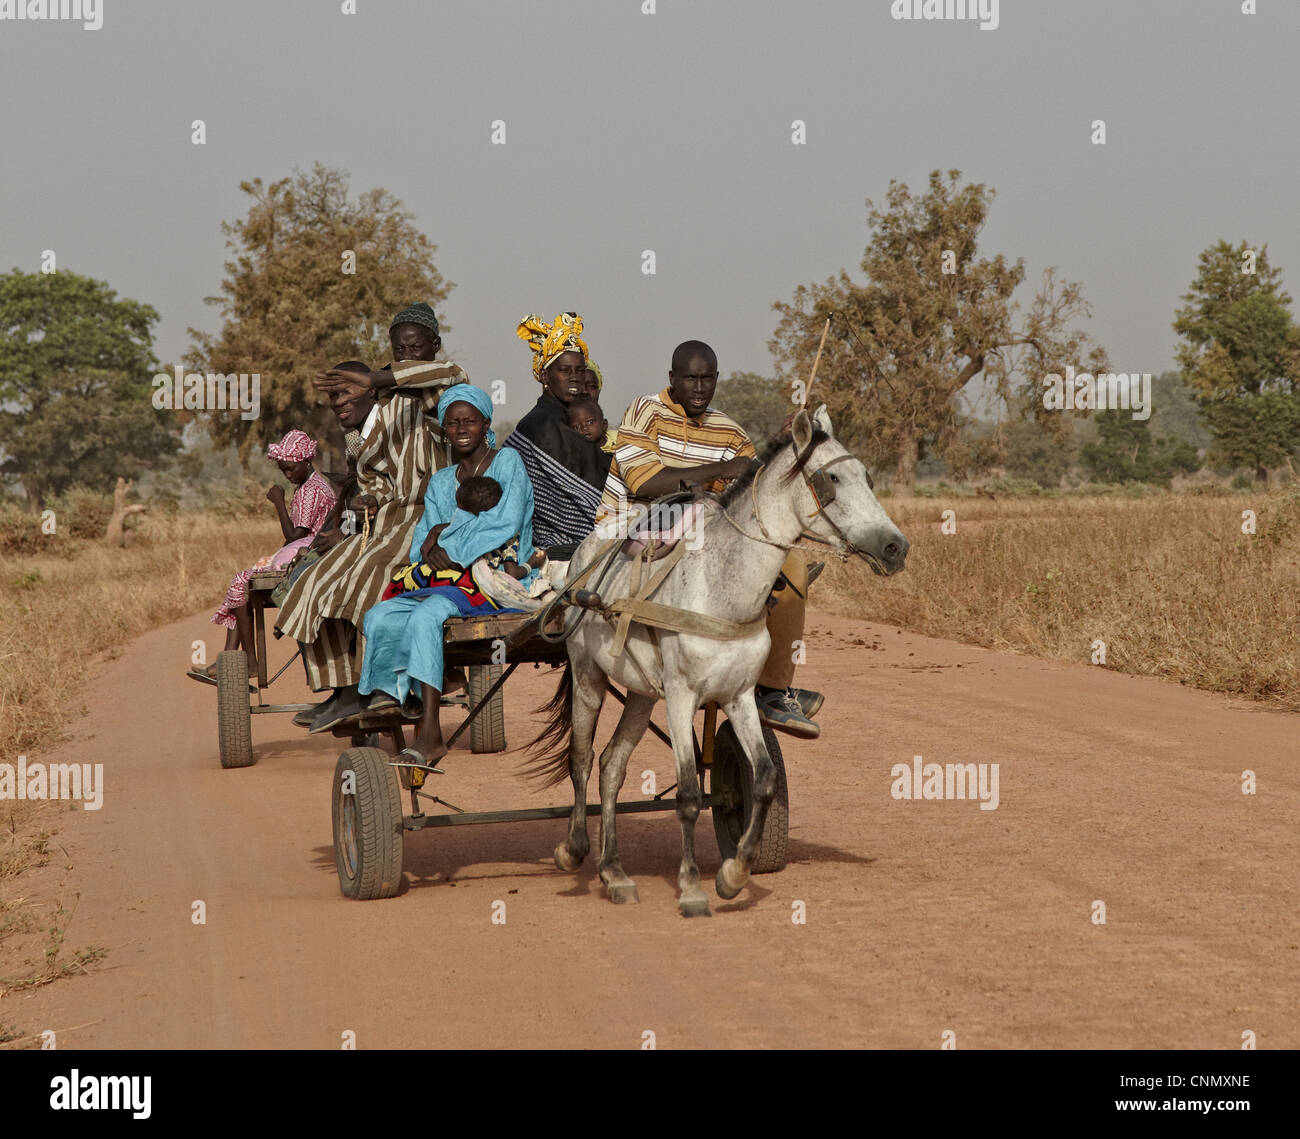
xmin=0 ymin=512 xmax=280 ymax=764
xmin=815 ymin=489 xmax=1300 ymax=709
xmin=0 ymin=512 xmax=280 ymax=1012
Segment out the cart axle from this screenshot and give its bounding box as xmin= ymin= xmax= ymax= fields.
xmin=403 ymin=794 xmax=722 ymax=830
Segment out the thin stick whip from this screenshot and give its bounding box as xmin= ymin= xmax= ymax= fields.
xmin=804 ymin=314 xmax=833 ymax=406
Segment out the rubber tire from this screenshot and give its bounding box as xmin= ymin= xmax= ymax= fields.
xmin=467 ymin=662 xmax=507 ymax=754
xmin=710 ymin=719 xmax=789 ymax=873
xmin=216 ymin=650 xmax=255 ymax=769
xmin=332 ymin=748 xmax=404 ymax=900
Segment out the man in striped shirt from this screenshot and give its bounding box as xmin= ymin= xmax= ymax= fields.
xmin=596 ymin=340 xmax=823 ymax=738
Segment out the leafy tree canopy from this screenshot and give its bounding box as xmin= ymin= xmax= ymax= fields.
xmin=0 ymin=268 xmax=179 ymax=507
xmin=1174 ymin=240 xmax=1300 ymax=479
xmin=186 ymin=163 xmax=454 ymax=461
xmin=770 ymin=169 xmax=1107 ymax=492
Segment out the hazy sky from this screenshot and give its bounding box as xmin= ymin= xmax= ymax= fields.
xmin=2 ymin=0 xmax=1297 ymax=424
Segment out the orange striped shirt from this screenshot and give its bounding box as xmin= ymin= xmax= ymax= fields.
xmin=596 ymin=388 xmax=755 ymax=522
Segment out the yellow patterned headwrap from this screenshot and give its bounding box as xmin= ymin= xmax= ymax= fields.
xmin=517 ymin=311 xmax=589 ymax=382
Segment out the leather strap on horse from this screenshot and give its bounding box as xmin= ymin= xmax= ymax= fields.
xmin=609 ymin=538 xmax=687 ymax=655
xmin=605 ymin=597 xmax=768 ymax=642
xmin=606 ymin=536 xmax=768 ymax=650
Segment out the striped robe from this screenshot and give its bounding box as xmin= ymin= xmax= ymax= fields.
xmin=595 ymin=387 xmax=757 ymax=522
xmin=274 ymin=360 xmax=468 ymax=690
xmin=502 ymin=390 xmax=609 ymax=552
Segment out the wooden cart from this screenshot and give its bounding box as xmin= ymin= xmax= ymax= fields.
xmin=197 ymin=568 xmax=789 ymax=898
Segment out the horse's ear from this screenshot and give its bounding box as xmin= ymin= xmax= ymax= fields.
xmin=811 ymin=403 xmax=834 ymax=437
xmin=791 ymin=407 xmax=813 ymax=452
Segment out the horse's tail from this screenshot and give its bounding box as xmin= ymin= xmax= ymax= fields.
xmin=520 ymin=660 xmax=574 ymax=788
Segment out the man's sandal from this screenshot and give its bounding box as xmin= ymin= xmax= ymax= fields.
xmin=390 ymin=747 xmax=445 ymax=789
xmin=186 ymin=665 xmax=255 ymax=693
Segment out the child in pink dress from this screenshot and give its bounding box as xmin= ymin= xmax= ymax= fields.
xmin=190 ymin=430 xmax=336 ymax=683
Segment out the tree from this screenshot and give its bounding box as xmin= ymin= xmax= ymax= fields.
xmin=1148 ymin=369 xmax=1211 ymax=451
xmin=1080 ymin=412 xmax=1201 ymax=485
xmin=0 ymin=268 xmax=179 ymax=508
xmin=186 ymin=164 xmax=454 ymax=461
xmin=1001 ymin=416 xmax=1075 ymax=488
xmin=770 ymin=170 xmax=1107 ymax=493
xmin=1173 ymin=240 xmax=1300 ymax=481
xmin=713 ymin=371 xmax=794 ymax=443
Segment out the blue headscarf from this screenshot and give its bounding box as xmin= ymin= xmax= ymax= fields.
xmin=437 ymin=383 xmax=497 ymax=448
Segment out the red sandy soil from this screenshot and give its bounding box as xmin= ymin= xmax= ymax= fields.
xmin=3 ymin=609 xmax=1297 ymax=1049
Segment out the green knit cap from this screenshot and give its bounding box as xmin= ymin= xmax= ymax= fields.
xmin=390 ymin=302 xmax=440 ymax=338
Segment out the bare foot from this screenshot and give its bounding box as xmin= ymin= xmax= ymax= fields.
xmin=413 ymin=738 xmax=448 ymax=765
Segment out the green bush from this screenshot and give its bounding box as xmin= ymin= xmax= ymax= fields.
xmin=0 ymin=489 xmax=115 ymax=555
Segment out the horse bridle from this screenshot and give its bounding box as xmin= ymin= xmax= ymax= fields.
xmin=739 ymin=440 xmax=884 ymax=571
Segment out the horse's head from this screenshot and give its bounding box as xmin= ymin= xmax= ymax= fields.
xmin=784 ymin=405 xmax=909 ymax=576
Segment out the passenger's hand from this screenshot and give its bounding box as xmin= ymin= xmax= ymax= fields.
xmin=314 ymin=369 xmax=373 ymax=401
xmin=312 ymin=528 xmax=345 ymax=552
xmin=421 ymin=528 xmax=453 ymax=570
xmin=266 ymin=485 xmax=286 ymax=504
xmin=353 ymin=494 xmax=379 ymax=523
xmin=721 ymin=456 xmax=760 ymax=481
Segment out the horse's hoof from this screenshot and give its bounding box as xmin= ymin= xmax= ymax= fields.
xmin=608 ymin=883 xmax=640 ymax=905
xmin=679 ymin=895 xmax=712 ymax=918
xmin=715 ymin=858 xmax=748 ymax=900
xmin=554 ymin=842 xmax=582 ymax=872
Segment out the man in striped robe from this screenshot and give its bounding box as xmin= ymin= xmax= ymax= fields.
xmin=595 ymin=340 xmax=824 ymax=739
xmin=275 ymin=305 xmax=467 ymax=730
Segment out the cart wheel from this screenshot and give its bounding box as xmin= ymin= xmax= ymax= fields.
xmin=332 ymin=748 xmax=404 ymax=900
xmin=467 ymin=662 xmax=507 ymax=754
xmin=710 ymin=719 xmax=789 ymax=873
xmin=216 ymin=650 xmax=255 ymax=769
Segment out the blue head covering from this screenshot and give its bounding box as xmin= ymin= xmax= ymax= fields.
xmin=437 ymin=384 xmax=497 ymax=448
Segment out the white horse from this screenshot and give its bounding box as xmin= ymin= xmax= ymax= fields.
xmin=527 ymin=406 xmax=908 ymax=916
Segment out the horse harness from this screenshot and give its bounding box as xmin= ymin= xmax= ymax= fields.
xmin=519 ymin=438 xmax=870 ymax=686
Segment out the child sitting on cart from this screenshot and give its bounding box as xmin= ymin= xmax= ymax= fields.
xmin=189 ymin=429 xmax=336 ymax=685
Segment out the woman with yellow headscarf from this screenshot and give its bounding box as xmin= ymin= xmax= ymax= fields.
xmin=502 ymin=311 xmax=610 ymax=557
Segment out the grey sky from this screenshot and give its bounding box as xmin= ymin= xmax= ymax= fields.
xmin=2 ymin=0 xmax=1297 ymax=425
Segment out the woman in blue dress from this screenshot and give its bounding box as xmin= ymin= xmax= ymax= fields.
xmin=359 ymin=384 xmax=536 ymax=766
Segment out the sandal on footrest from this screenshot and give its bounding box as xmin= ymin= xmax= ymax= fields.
xmin=391 ymin=747 xmax=445 ymax=776
xmin=186 ymin=665 xmax=255 ymax=693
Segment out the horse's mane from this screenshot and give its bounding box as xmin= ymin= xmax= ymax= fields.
xmin=716 ymin=429 xmax=831 ymax=508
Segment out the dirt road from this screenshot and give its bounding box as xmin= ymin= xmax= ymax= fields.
xmin=4 ymin=609 xmax=1297 ymax=1049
